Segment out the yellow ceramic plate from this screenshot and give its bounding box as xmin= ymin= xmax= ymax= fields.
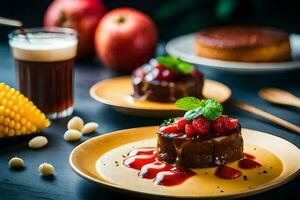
xmin=89 ymin=76 xmax=231 ymax=117
xmin=70 ymin=126 xmax=300 ymax=199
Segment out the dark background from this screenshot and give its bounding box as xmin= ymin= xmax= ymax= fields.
xmin=1 ymin=1 xmax=300 ymax=200
xmin=1 ymin=0 xmax=300 ymax=42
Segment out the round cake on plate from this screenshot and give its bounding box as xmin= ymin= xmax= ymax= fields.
xmin=195 ymin=26 xmax=291 ymax=62
xmin=156 ymin=98 xmax=243 ymax=168
xmin=132 ymin=56 xmax=204 ymax=103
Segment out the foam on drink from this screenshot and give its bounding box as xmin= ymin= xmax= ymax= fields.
xmin=9 ymin=33 xmax=77 ymax=62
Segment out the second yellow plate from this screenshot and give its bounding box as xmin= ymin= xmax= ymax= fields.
xmin=90 ymin=76 xmax=231 ymax=117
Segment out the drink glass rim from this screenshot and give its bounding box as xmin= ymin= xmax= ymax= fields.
xmin=8 ymin=27 xmax=78 ymax=40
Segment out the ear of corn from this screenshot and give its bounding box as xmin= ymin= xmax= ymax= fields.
xmin=0 ymin=82 xmax=50 ymax=138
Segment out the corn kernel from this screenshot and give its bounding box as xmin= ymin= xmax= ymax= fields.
xmin=9 ymin=120 xmax=15 ymax=128
xmin=14 ymin=122 xmax=21 ymax=130
xmin=4 ymin=117 xmax=10 ymax=126
xmin=8 ymin=129 xmax=14 ymax=136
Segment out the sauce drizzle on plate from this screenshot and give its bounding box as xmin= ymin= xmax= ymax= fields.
xmin=124 ymin=149 xmax=263 ymax=185
xmin=123 ymin=148 xmax=195 ymax=186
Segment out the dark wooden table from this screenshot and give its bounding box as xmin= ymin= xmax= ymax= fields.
xmin=0 ymin=43 xmax=299 ymax=200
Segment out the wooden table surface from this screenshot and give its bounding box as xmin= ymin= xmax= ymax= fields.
xmin=0 ymin=43 xmax=299 ymax=200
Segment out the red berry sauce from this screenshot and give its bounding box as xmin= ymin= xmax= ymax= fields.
xmin=244 ymin=153 xmax=256 ymax=160
xmin=215 ymin=165 xmax=243 ymax=179
xmin=123 ymin=154 xmax=156 ymax=170
xmin=238 ymin=159 xmax=262 ymax=169
xmin=154 ymin=166 xmax=196 ymax=186
xmin=123 ymin=148 xmax=195 ymax=186
xmin=124 ymin=148 xmax=263 ymax=183
xmin=139 ymin=161 xmax=173 ymax=179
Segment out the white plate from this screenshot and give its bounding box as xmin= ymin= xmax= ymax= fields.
xmin=166 ymin=33 xmax=300 ymax=73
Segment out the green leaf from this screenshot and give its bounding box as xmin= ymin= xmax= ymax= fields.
xmin=201 ymin=99 xmax=223 ymax=120
xmin=156 ymin=56 xmax=176 ymax=67
xmin=176 ymin=97 xmax=223 ymax=121
xmin=177 ymin=62 xmax=193 ymax=74
xmin=156 ymin=56 xmax=193 ymax=74
xmin=183 ymin=108 xmax=202 ymax=120
xmin=175 ymin=97 xmax=203 ymax=110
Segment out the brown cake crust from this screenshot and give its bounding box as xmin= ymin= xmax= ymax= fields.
xmin=195 ymin=26 xmax=291 ymax=62
xmin=157 ymin=124 xmax=243 ymax=168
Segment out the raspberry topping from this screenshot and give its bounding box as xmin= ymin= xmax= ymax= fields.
xmin=154 ymin=64 xmax=177 ymax=81
xmin=177 ymin=118 xmax=189 ymax=131
xmin=191 ymin=70 xmax=203 ymax=78
xmin=185 ymin=124 xmax=197 ymax=137
xmin=160 ymin=115 xmax=238 ymax=138
xmin=160 ymin=124 xmax=178 ymax=134
xmin=192 ymin=116 xmax=211 ymax=135
xmin=212 ymin=115 xmax=238 ymax=135
xmin=229 ymin=119 xmax=238 ymax=130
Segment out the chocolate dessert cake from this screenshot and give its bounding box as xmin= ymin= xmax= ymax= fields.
xmin=195 ymin=26 xmax=291 ymax=62
xmin=132 ymin=56 xmax=203 ymax=102
xmin=156 ymin=98 xmax=244 ymax=168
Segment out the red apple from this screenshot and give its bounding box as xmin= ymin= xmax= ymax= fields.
xmin=44 ymin=0 xmax=106 ymax=59
xmin=95 ymin=7 xmax=158 ymax=71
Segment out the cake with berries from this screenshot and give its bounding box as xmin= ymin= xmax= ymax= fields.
xmin=156 ymin=97 xmax=243 ymax=168
xmin=132 ymin=56 xmax=204 ymax=102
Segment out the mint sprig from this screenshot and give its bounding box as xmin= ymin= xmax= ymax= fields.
xmin=176 ymin=97 xmax=223 ymax=121
xmin=156 ymin=56 xmax=193 ymax=74
xmin=201 ymin=99 xmax=223 ymax=120
xmin=175 ymin=97 xmax=204 ymax=110
xmin=183 ymin=108 xmax=203 ymax=120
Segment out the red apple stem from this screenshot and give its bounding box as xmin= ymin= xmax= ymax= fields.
xmin=116 ymin=15 xmax=125 ymax=23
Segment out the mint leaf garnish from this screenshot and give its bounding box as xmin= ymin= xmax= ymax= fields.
xmin=184 ymin=108 xmax=202 ymax=120
xmin=175 ymin=97 xmax=223 ymax=121
xmin=177 ymin=62 xmax=193 ymax=74
xmin=156 ymin=56 xmax=177 ymax=67
xmin=175 ymin=97 xmax=203 ymax=110
xmin=201 ymin=99 xmax=223 ymax=120
xmin=156 ymin=56 xmax=193 ymax=74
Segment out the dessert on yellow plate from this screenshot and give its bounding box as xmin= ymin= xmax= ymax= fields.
xmin=195 ymin=26 xmax=291 ymax=62
xmin=132 ymin=56 xmax=204 ymax=102
xmin=122 ymin=97 xmax=270 ymax=187
xmin=0 ymin=82 xmax=50 ymax=137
